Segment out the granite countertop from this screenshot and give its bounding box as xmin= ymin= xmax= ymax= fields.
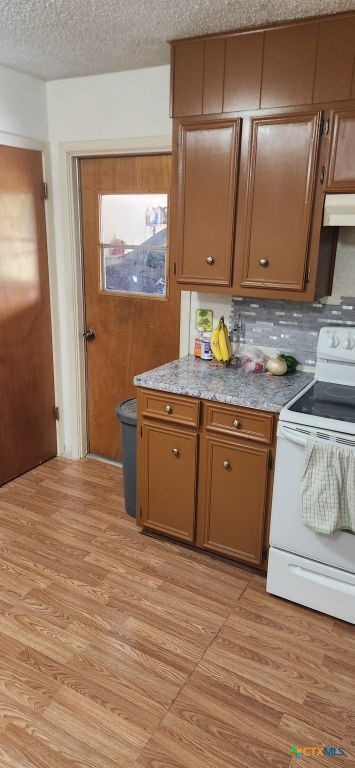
xmin=134 ymin=356 xmax=313 ymax=414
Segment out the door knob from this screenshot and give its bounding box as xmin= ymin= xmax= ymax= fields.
xmin=259 ymin=259 xmax=269 ymax=267
xmin=172 ymin=448 xmax=180 ymax=457
xmin=206 ymin=257 xmax=215 ymax=265
xmin=223 ymin=460 xmax=231 ymax=469
xmin=83 ymin=329 xmax=96 ymax=341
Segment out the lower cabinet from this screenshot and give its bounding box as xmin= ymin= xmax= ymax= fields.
xmin=140 ymin=420 xmax=197 ymax=542
xmin=137 ymin=389 xmax=275 ymax=568
xmin=195 ymin=434 xmax=270 ymax=566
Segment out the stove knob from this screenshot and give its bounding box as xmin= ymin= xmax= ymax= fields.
xmin=328 ymin=334 xmax=339 ymax=348
xmin=343 ymin=336 xmax=353 ymax=350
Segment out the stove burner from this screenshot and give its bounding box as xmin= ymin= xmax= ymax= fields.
xmin=289 ymin=380 xmax=355 ymax=424
xmin=321 ymin=384 xmax=355 ymax=401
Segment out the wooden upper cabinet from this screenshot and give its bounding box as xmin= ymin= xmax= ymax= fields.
xmin=197 ymin=434 xmax=269 ymax=565
xmin=172 ymin=41 xmax=204 ymax=117
xmin=240 ymin=111 xmax=322 ymax=292
xmin=327 ymin=108 xmax=355 ymax=191
xmin=313 ymin=17 xmax=355 ymax=104
xmin=203 ymin=38 xmax=225 ymax=114
xmin=172 ymin=13 xmax=355 ymax=117
xmin=175 ymin=118 xmax=240 ymax=286
xmin=141 ymin=421 xmax=197 ymax=542
xmin=223 ymin=32 xmax=263 ymax=112
xmin=261 ymin=23 xmax=318 ymax=108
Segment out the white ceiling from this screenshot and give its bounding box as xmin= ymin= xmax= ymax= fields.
xmin=1 ymin=0 xmax=355 ymax=81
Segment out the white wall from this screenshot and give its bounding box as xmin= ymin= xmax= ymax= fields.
xmin=0 ymin=64 xmax=48 ymax=140
xmin=46 ymin=65 xmax=173 ymax=458
xmin=47 ymin=66 xmax=171 ymax=142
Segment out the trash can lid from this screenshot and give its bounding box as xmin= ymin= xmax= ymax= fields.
xmin=115 ymin=398 xmax=137 ymax=425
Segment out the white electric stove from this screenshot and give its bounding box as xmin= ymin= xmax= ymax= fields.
xmin=267 ymin=325 xmax=355 ymax=624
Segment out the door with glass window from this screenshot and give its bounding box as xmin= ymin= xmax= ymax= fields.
xmin=80 ymin=154 xmax=180 ymax=461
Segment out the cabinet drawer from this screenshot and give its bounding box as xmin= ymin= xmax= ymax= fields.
xmin=141 ymin=390 xmax=200 ymax=428
xmin=204 ymin=402 xmax=273 ymax=444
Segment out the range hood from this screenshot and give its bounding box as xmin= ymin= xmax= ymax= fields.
xmin=323 ymin=194 xmax=355 ymax=226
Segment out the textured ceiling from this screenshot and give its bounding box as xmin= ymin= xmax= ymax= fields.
xmin=1 ymin=0 xmax=355 ymax=80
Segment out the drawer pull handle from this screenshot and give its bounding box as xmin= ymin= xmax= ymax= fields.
xmin=259 ymin=258 xmax=269 ymax=267
xmin=165 ymin=405 xmax=173 ymax=414
xmin=206 ymin=257 xmax=215 ymax=265
xmin=172 ymin=448 xmax=180 ymax=457
xmin=233 ymin=419 xmax=241 ymax=429
xmin=223 ymin=460 xmax=231 ymax=469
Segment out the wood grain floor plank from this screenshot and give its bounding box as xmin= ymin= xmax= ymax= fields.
xmin=1 ymin=716 xmax=123 ymax=768
xmin=0 ymin=457 xmax=353 ymax=768
xmin=17 ymin=644 xmax=166 ymax=733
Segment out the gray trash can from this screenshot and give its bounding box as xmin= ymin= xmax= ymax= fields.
xmin=116 ymin=398 xmax=137 ymax=517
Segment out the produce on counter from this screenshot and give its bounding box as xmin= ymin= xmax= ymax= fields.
xmin=278 ymin=353 xmax=298 ymax=372
xmin=239 ymin=347 xmax=268 ymax=373
xmin=211 ymin=316 xmax=232 ymax=364
xmin=266 ymin=357 xmax=288 ymax=376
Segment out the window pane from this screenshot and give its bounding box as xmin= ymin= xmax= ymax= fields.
xmin=99 ymin=193 xmax=168 ymax=296
xmin=100 ymin=193 xmax=168 ymax=245
xmin=102 ymin=246 xmax=166 ymax=296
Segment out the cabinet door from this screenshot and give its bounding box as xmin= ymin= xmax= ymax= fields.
xmin=240 ymin=112 xmax=322 ymax=292
xmin=140 ymin=421 xmax=197 ymax=542
xmin=313 ymin=17 xmax=355 ymax=104
xmin=327 ymin=109 xmax=355 ymax=191
xmin=261 ymin=23 xmax=317 ymax=109
xmin=176 ymin=119 xmax=240 ymax=286
xmin=197 ymin=435 xmax=269 ymax=565
xmin=171 ymin=41 xmax=204 ymax=117
xmin=223 ymin=32 xmax=263 ymax=112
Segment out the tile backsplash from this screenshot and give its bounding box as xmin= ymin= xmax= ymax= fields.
xmin=231 ymin=296 xmax=355 ymax=366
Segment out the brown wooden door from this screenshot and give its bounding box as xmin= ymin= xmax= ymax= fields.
xmin=175 ymin=119 xmax=240 ymax=287
xmin=240 ymin=111 xmax=322 ymax=292
xmin=197 ymin=434 xmax=269 ymax=565
xmin=327 ymin=108 xmax=355 ymax=191
xmin=0 ymin=146 xmax=56 ymax=485
xmin=80 ymin=154 xmax=180 ymax=461
xmin=141 ymin=421 xmax=197 ymax=542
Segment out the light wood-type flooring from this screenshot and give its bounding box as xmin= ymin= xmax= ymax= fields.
xmin=0 ymin=457 xmax=353 ymax=768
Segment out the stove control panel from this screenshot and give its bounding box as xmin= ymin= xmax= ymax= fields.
xmin=318 ymin=326 xmax=355 ymax=362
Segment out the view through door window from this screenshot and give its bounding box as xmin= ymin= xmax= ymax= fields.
xmin=99 ymin=193 xmax=168 ymax=296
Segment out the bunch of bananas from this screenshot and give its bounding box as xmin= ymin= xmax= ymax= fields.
xmin=211 ymin=316 xmax=232 ymax=364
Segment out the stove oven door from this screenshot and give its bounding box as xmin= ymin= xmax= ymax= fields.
xmin=269 ymin=421 xmax=355 ymax=573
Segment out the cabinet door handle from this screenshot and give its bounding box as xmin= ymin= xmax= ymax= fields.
xmin=259 ymin=259 xmax=269 ymax=267
xmin=223 ymin=460 xmax=231 ymax=469
xmin=165 ymin=405 xmax=173 ymax=414
xmin=232 ymin=419 xmax=241 ymax=429
xmin=172 ymin=448 xmax=180 ymax=457
xmin=206 ymin=257 xmax=215 ymax=265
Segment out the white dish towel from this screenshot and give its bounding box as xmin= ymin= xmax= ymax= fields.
xmin=301 ymin=439 xmax=355 ymax=534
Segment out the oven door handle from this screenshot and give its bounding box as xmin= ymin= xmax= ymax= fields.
xmin=279 ymin=425 xmax=309 ymax=447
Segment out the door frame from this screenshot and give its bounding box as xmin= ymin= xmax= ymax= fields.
xmin=0 ymin=131 xmax=62 ymax=453
xmin=58 ymin=136 xmax=191 ymax=459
